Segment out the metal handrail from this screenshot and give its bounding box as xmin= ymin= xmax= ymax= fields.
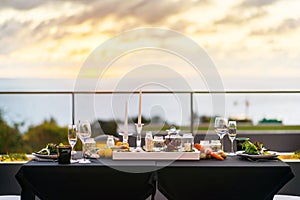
xmin=1 ymin=90 xmax=300 ymax=94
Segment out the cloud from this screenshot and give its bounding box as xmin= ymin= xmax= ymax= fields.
xmin=239 ymin=0 xmax=279 ymax=8
xmin=214 ymin=0 xmax=279 ymax=26
xmin=0 ymin=20 xmax=25 ymax=37
xmin=0 ymin=0 xmax=213 ymax=55
xmin=0 ymin=0 xmax=47 ymax=10
xmin=0 ymin=20 xmax=31 ymax=54
xmin=60 ymin=0 xmax=200 ymax=25
xmin=117 ymin=0 xmax=193 ymax=23
xmin=250 ymin=18 xmax=300 ymax=35
xmin=215 ymin=9 xmax=266 ymax=25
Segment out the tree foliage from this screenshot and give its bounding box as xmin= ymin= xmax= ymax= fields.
xmin=0 ymin=110 xmax=23 ymax=153
xmin=22 ymin=118 xmax=68 ymax=153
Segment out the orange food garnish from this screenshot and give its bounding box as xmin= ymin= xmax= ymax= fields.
xmin=194 ymin=143 xmax=205 ymax=151
xmin=207 ymin=149 xmax=224 ymax=161
xmin=122 ymin=142 xmax=129 ymax=147
xmin=116 ymin=142 xmax=123 ymax=146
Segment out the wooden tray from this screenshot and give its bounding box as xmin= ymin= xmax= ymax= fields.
xmin=112 ymin=150 xmax=200 ymax=160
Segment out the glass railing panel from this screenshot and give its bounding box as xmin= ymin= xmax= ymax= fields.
xmin=0 ymin=94 xmax=72 ymax=153
xmin=75 ymin=93 xmax=191 ymax=137
xmin=193 ymin=93 xmax=300 ymax=133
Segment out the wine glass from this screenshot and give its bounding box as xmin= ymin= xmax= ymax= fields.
xmin=135 ymin=123 xmax=144 ymax=152
xmin=68 ymin=124 xmax=77 ymax=160
xmin=77 ymin=120 xmax=92 ymax=163
xmin=214 ymin=117 xmax=228 ymax=151
xmin=227 ymin=121 xmax=237 ymax=156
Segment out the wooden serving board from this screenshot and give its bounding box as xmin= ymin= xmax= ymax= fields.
xmin=112 ymin=151 xmax=200 ymax=160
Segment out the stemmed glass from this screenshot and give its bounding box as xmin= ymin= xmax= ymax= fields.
xmin=77 ymin=120 xmax=92 ymax=163
xmin=68 ymin=124 xmax=77 ymax=161
xmin=135 ymin=123 xmax=144 ymax=152
xmin=214 ymin=117 xmax=228 ymax=152
xmin=227 ymin=121 xmax=237 ymax=156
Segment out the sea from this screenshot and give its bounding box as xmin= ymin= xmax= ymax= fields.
xmin=1 ymin=78 xmax=300 ymax=133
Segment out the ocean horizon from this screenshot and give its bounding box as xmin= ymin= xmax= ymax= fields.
xmin=1 ymin=78 xmax=300 ymax=133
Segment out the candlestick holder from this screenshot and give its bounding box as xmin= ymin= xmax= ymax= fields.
xmin=135 ymin=123 xmax=144 ymax=152
xmin=118 ymin=132 xmax=132 ymax=144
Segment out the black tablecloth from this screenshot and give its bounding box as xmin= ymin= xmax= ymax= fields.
xmin=278 ymin=162 xmax=300 ymax=196
xmin=15 ymin=159 xmax=157 ymax=200
xmin=15 ymin=157 xmax=294 ymax=200
xmin=0 ymin=163 xmax=22 ymax=195
xmin=157 ymin=157 xmax=294 ymax=200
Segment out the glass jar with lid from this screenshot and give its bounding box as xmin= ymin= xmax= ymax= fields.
xmin=181 ymin=133 xmax=194 ymax=151
xmin=153 ymin=136 xmax=165 ymax=152
xmin=210 ymin=140 xmax=221 ymax=152
xmin=199 ymin=140 xmax=210 ymax=152
xmin=145 ymin=131 xmax=154 ymax=152
xmin=84 ymin=138 xmax=97 ymax=157
xmin=106 ymin=135 xmax=115 ymax=148
xmin=165 ymin=134 xmax=182 ymax=152
xmin=165 ymin=126 xmax=181 ymax=151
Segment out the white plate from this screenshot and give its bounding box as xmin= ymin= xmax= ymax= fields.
xmin=236 ymin=151 xmax=279 ymax=160
xmin=277 ymin=152 xmax=300 ymax=162
xmin=32 ymin=152 xmax=58 ymax=159
xmin=0 ymin=160 xmax=29 ymax=164
xmin=0 ymin=154 xmax=34 ymax=164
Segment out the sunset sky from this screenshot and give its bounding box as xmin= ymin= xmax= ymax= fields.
xmin=1 ymin=0 xmax=300 ymax=90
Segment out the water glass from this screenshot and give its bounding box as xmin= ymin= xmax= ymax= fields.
xmin=227 ymin=121 xmax=237 ymax=156
xmin=214 ymin=117 xmax=228 ymax=151
xmin=68 ymin=124 xmax=77 ymax=156
xmin=77 ymin=120 xmax=92 ymax=163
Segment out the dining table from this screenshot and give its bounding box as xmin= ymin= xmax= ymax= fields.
xmin=15 ymin=157 xmax=157 ymax=200
xmin=15 ymin=154 xmax=294 ymax=200
xmin=156 ymin=157 xmax=294 ymax=200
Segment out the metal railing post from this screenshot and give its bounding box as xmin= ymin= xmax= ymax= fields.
xmin=190 ymin=92 xmax=194 ymax=134
xmin=72 ymin=92 xmax=75 ymax=125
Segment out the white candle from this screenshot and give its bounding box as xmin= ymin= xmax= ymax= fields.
xmin=124 ymin=100 xmax=128 ymax=135
xmin=138 ymin=89 xmax=142 ymax=125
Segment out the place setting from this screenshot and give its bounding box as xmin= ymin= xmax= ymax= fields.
xmin=31 ymin=120 xmax=96 ymax=164
xmin=65 ymin=120 xmax=101 ymax=164
xmin=32 ymin=143 xmax=59 ymax=162
xmin=235 ymin=140 xmax=280 ymax=162
xmin=214 ymin=117 xmax=280 ymax=162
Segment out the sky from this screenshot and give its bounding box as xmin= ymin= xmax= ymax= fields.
xmin=1 ymin=0 xmax=300 ymax=90
xmin=1 ymin=0 xmax=300 ymax=128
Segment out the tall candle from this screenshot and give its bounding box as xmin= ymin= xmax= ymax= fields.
xmin=138 ymin=89 xmax=142 ymax=125
xmin=124 ymin=100 xmax=128 ymax=135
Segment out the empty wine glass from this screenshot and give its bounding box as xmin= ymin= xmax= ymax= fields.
xmin=214 ymin=117 xmax=228 ymax=151
xmin=68 ymin=124 xmax=77 ymax=160
xmin=227 ymin=121 xmax=237 ymax=156
xmin=77 ymin=120 xmax=92 ymax=163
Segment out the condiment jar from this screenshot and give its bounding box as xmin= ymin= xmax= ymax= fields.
xmin=84 ymin=138 xmax=96 ymax=158
xmin=153 ymin=136 xmax=165 ymax=152
xmin=165 ymin=134 xmax=182 ymax=152
xmin=165 ymin=126 xmax=181 ymax=152
xmin=145 ymin=131 xmax=154 ymax=152
xmin=182 ymin=133 xmax=194 ymax=151
xmin=106 ymin=135 xmax=115 ymax=148
xmin=210 ymin=140 xmax=221 ymax=152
